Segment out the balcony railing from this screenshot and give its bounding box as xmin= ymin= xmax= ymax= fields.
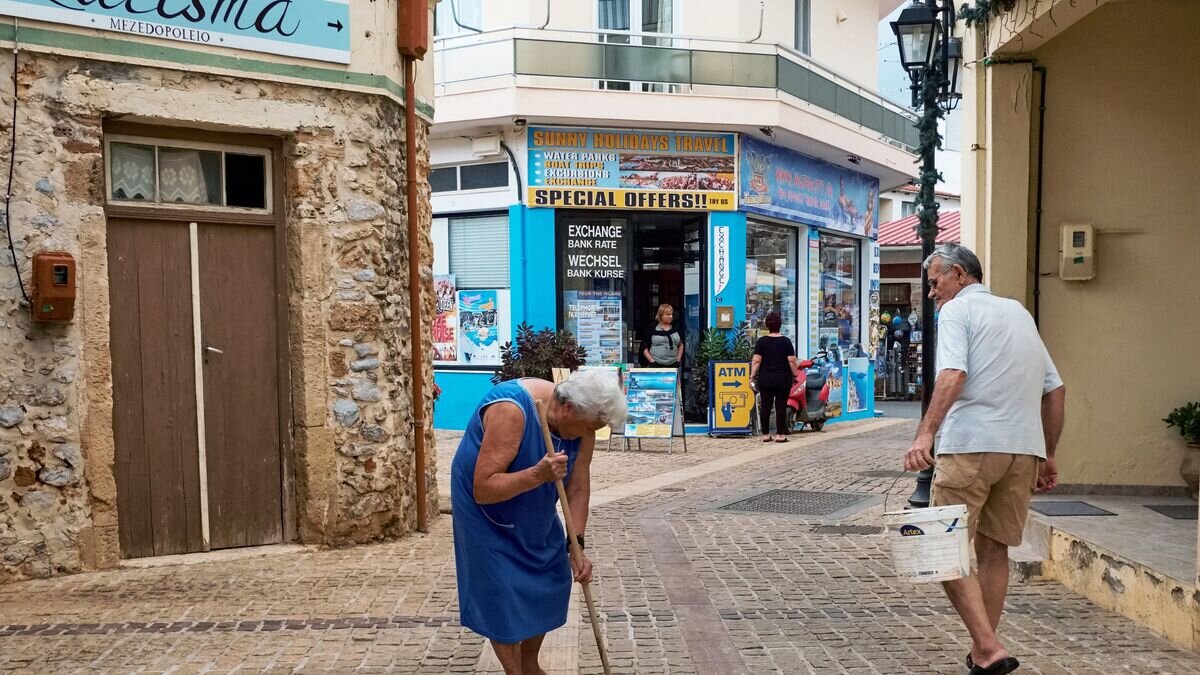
xmin=434 ymin=27 xmax=919 ymax=153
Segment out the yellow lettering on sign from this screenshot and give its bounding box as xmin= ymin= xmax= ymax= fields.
xmin=534 ymin=131 xmax=589 ymax=147
xmin=591 ymin=133 xmax=671 ymax=152
xmin=678 ymin=136 xmax=730 ymax=153
xmin=526 ymin=188 xmax=736 ymax=211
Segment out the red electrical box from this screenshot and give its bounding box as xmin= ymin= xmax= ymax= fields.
xmin=31 ymin=251 xmax=76 ymax=322
xmin=397 ymin=0 xmax=430 ymax=59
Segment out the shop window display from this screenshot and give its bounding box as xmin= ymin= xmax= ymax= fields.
xmin=559 ymin=214 xmax=631 ymax=366
xmin=745 ymin=222 xmax=798 ymax=343
xmin=817 ymin=232 xmax=860 ymax=355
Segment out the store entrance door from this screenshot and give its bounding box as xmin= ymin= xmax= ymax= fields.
xmin=628 ymin=214 xmax=706 ymax=421
xmin=558 ymin=210 xmax=707 ymax=421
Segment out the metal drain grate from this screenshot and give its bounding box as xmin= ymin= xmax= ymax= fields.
xmin=1144 ymin=505 xmax=1197 ymax=520
xmin=718 ymin=490 xmax=869 ymax=516
xmin=811 ymin=525 xmax=882 ymax=535
xmin=857 ymin=470 xmax=907 ymax=479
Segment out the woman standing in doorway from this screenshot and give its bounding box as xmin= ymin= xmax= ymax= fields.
xmin=642 ymin=304 xmax=683 ymax=368
xmin=750 ymin=312 xmax=800 ymax=442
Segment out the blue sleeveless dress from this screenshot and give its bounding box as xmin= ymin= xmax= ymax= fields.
xmin=451 ymin=380 xmax=581 ymax=643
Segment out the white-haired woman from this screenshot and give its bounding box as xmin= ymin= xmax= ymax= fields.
xmin=451 ymin=370 xmax=627 ymax=675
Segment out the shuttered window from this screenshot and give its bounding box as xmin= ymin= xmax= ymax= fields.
xmin=881 ymin=283 xmax=911 ymax=305
xmin=449 ymin=215 xmax=509 ymax=288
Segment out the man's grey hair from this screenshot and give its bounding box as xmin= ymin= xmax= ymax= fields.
xmin=555 ymin=368 xmax=628 ymax=428
xmin=923 ymin=243 xmax=983 ymax=282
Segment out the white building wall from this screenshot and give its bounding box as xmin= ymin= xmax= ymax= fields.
xmin=809 ymin=0 xmax=884 ymax=87
xmin=430 ymin=134 xmax=525 ymax=214
xmin=439 ymin=0 xmax=893 ymax=88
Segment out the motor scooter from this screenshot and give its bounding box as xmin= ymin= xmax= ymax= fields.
xmin=785 ymin=351 xmax=831 ymax=432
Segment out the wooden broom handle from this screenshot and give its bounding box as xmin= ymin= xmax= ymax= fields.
xmin=535 ymin=399 xmax=612 ymax=675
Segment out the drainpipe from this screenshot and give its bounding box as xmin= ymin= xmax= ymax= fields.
xmin=1030 ymin=64 xmax=1047 ymax=327
xmin=987 ymin=57 xmax=1047 ymax=325
xmin=449 ymin=0 xmax=482 ymax=33
xmin=403 ymin=56 xmax=428 ymax=533
xmin=500 ymin=140 xmax=523 ymax=205
xmin=748 ymin=1 xmax=765 ymax=43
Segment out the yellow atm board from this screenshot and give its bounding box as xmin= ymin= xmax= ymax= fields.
xmin=708 ymin=361 xmax=754 ymax=435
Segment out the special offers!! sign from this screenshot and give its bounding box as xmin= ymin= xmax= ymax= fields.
xmin=0 ymin=0 xmax=352 ymax=64
xmin=528 ymin=126 xmax=737 ymax=211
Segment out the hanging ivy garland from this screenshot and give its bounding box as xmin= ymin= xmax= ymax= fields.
xmin=918 ymin=0 xmax=1024 ymax=236
xmin=919 ymin=0 xmax=1020 ymax=237
xmin=915 ymin=64 xmax=945 ymax=242
xmin=959 ymin=0 xmax=1019 ymax=28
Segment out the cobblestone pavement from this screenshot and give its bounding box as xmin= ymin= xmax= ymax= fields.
xmin=2 ymin=422 xmax=1198 ymax=674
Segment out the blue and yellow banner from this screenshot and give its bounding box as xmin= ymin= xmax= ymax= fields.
xmin=0 ymin=0 xmax=352 ymax=63
xmin=740 ymin=135 xmax=880 ymax=238
xmin=528 ymin=126 xmax=737 ymax=211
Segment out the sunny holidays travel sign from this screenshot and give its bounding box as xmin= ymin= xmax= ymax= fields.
xmin=0 ymin=0 xmax=352 ymax=64
xmin=528 ymin=126 xmax=737 ymax=211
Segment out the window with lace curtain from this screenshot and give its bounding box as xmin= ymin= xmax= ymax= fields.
xmin=597 ymin=0 xmax=679 ymax=91
xmin=106 ymin=136 xmax=271 ymax=211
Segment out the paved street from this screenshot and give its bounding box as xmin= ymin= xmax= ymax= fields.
xmin=3 ymin=420 xmax=1198 ymax=674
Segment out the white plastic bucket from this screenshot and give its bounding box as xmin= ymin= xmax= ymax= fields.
xmin=883 ymin=504 xmax=970 ymax=583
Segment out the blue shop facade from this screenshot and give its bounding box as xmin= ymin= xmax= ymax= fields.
xmin=431 ymin=127 xmax=883 ymax=432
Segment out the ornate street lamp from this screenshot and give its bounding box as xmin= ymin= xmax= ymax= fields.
xmin=891 ymin=4 xmax=941 ymax=73
xmin=890 ymin=0 xmax=958 ymax=508
xmin=941 ymin=37 xmax=964 ymax=112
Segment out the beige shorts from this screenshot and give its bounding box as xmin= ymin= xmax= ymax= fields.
xmin=931 ymin=452 xmax=1039 ymax=548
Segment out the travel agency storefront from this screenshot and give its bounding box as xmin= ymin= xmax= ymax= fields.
xmin=431 ymin=126 xmax=882 ymax=430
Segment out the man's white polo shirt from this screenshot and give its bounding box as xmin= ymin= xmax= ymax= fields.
xmin=935 ymin=284 xmax=1063 ymax=458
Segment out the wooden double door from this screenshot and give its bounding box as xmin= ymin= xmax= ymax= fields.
xmin=108 ymin=218 xmax=288 ymax=558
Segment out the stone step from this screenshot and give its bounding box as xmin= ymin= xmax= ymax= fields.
xmin=1009 ymin=513 xmax=1053 ymax=582
xmin=1009 ymin=541 xmax=1050 ymax=583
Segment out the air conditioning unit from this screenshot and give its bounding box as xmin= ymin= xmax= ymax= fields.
xmin=472 ymin=135 xmax=503 ymax=158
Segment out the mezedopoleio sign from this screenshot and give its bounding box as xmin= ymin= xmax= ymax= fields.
xmin=0 ymin=0 xmax=352 ymax=64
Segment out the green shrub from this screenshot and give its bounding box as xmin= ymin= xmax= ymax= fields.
xmin=492 ymin=323 xmax=587 ymax=384
xmin=1164 ymin=402 xmax=1200 ymax=444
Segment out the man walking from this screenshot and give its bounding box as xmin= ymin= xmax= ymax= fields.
xmin=903 ymin=244 xmax=1066 ymax=675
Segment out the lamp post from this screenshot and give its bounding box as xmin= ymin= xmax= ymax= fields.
xmin=891 ymin=1 xmax=961 ymax=508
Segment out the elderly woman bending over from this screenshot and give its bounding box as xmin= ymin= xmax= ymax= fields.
xmin=451 ymin=370 xmax=627 ymax=675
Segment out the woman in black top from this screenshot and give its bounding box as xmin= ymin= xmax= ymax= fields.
xmin=750 ymin=313 xmax=800 ymax=442
xmin=641 ymin=304 xmax=683 ymax=368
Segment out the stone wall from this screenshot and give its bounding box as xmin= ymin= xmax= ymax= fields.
xmin=0 ymin=52 xmax=437 ymax=583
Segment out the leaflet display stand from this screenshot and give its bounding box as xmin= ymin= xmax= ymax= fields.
xmin=622 ymin=367 xmax=688 ymax=454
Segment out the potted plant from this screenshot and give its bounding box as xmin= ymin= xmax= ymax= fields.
xmin=690 ymin=322 xmax=755 ymax=421
xmin=728 ymin=321 xmax=755 ymax=362
xmin=1163 ymin=402 xmax=1200 ymax=499
xmin=492 ymin=322 xmax=587 ymax=384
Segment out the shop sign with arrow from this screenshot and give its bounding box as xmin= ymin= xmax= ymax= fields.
xmin=708 ymin=361 xmax=754 ymax=435
xmin=0 ymin=0 xmax=353 ymax=64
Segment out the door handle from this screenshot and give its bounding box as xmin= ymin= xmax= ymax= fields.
xmin=204 ymin=346 xmax=224 ymax=355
